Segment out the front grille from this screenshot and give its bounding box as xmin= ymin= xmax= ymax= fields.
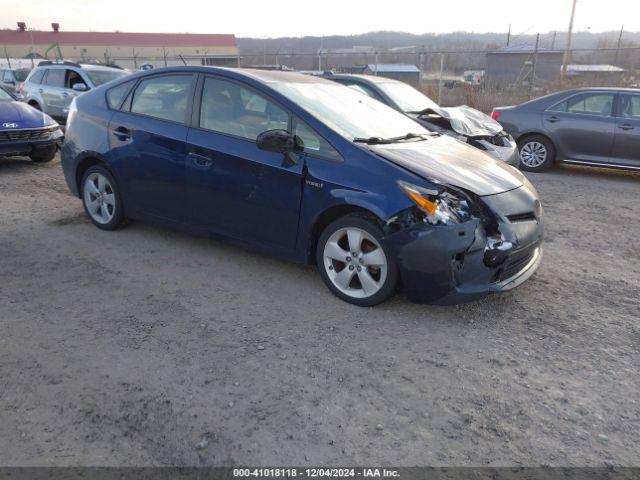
xmin=507 ymin=212 xmax=537 ymax=223
xmin=498 ymin=247 xmax=537 ymax=282
xmin=0 ymin=127 xmax=53 ymax=143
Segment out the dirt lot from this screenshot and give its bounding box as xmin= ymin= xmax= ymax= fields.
xmin=1 ymin=154 xmax=639 ymax=467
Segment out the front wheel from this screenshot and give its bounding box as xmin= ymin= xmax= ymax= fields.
xmin=518 ymin=135 xmax=555 ymax=172
xmin=81 ymin=165 xmax=125 ymax=230
xmin=316 ymin=214 xmax=398 ymax=307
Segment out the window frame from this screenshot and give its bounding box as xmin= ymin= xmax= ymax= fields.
xmin=125 ymin=72 xmax=197 ymax=126
xmin=191 ymin=73 xmax=294 ymax=143
xmin=546 ymin=91 xmax=617 ymax=118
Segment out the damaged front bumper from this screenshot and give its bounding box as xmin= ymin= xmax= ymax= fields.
xmin=384 ymin=185 xmax=543 ymax=304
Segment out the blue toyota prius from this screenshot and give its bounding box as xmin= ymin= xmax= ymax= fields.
xmin=61 ymin=67 xmax=544 ymax=306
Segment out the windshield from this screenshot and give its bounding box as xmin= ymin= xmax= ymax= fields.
xmin=377 ymin=82 xmax=440 ymax=113
xmin=85 ymin=69 xmax=128 ymax=87
xmin=0 ymin=88 xmax=13 ymax=101
xmin=271 ymin=81 xmax=429 ymax=141
xmin=14 ymin=69 xmax=30 ymax=82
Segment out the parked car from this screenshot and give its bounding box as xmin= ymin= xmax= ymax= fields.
xmin=21 ymin=60 xmax=129 ymax=122
xmin=0 ymin=85 xmax=63 ymax=163
xmin=1 ymin=67 xmax=30 ymax=95
xmin=61 ymin=67 xmax=543 ymax=306
xmin=492 ymin=87 xmax=640 ymax=172
xmin=327 ymin=74 xmax=521 ymax=167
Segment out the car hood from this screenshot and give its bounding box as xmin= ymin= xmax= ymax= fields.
xmin=0 ymin=100 xmax=57 ymax=129
xmin=416 ymin=105 xmax=503 ymax=138
xmin=369 ymin=134 xmax=525 ymax=196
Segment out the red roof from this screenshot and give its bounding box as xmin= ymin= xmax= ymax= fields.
xmin=0 ymin=29 xmax=236 ymax=47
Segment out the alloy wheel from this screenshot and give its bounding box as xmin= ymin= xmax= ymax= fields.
xmin=322 ymin=227 xmax=388 ymax=299
xmin=83 ymin=172 xmax=116 ymax=225
xmin=520 ymin=141 xmax=548 ymax=168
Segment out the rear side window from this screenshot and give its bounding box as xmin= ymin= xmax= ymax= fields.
xmin=550 ymin=93 xmax=615 ymax=116
xmin=44 ymin=69 xmax=65 ymax=87
xmin=130 ymin=74 xmax=194 ymax=124
xmin=29 ymin=69 xmax=46 ymax=84
xmin=619 ymin=95 xmax=640 ymax=119
xmin=106 ymin=80 xmax=135 ymax=110
xmin=199 ymin=76 xmax=290 ymax=141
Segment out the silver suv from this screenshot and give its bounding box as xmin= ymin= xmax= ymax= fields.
xmin=21 ymin=61 xmax=129 ymax=122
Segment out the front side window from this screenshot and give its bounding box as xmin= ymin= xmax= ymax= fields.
xmin=44 ymin=69 xmax=65 ymax=87
xmin=130 ymin=74 xmax=194 ymax=124
xmin=294 ymin=118 xmax=342 ymax=162
xmin=376 ymin=81 xmax=440 ymax=113
xmin=199 ymin=76 xmax=290 ymax=141
xmin=550 ymin=93 xmax=615 ymax=116
xmin=619 ymin=95 xmax=640 ymax=119
xmin=66 ymin=70 xmax=86 ymax=89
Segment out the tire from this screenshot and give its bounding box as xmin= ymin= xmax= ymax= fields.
xmin=81 ymin=165 xmax=126 ymax=230
xmin=316 ymin=214 xmax=398 ymax=307
xmin=29 ymin=144 xmax=57 ymax=163
xmin=518 ymin=135 xmax=555 ymax=172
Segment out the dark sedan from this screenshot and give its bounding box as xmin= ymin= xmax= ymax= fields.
xmin=61 ymin=67 xmax=543 ymax=306
xmin=492 ymin=87 xmax=640 ymax=172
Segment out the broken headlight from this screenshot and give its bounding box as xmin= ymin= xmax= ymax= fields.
xmin=398 ymin=181 xmax=471 ymax=225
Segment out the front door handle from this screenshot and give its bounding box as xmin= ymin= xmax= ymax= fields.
xmin=38 ymin=88 xmax=43 ymax=93
xmin=618 ymin=123 xmax=634 ymax=131
xmin=112 ymin=126 xmax=131 ymax=140
xmin=188 ymin=151 xmax=214 ymax=167
xmin=546 ymin=115 xmax=560 ymax=123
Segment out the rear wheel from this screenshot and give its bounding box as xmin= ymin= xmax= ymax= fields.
xmin=81 ymin=165 xmax=125 ymax=230
xmin=518 ymin=135 xmax=555 ymax=172
xmin=316 ymin=214 xmax=398 ymax=306
xmin=29 ymin=144 xmax=57 ymax=163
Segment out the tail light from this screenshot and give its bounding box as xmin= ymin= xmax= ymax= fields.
xmin=491 ymin=110 xmax=501 ymax=121
xmin=19 ymin=83 xmax=25 ymax=92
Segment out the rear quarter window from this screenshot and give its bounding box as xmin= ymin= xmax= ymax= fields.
xmin=106 ymin=80 xmax=136 ymax=110
xmin=28 ymin=69 xmax=46 ymax=84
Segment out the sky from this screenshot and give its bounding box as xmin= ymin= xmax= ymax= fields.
xmin=1 ymin=0 xmax=639 ymax=38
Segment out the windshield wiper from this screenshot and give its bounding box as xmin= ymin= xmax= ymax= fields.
xmin=353 ymin=133 xmax=432 ymax=145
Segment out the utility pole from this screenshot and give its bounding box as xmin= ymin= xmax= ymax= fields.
xmin=551 ymin=31 xmax=557 ymax=50
xmin=438 ymin=53 xmax=444 ymax=104
xmin=561 ymin=0 xmax=578 ymax=82
xmin=506 ymin=24 xmax=511 ymax=46
xmin=530 ymin=34 xmax=540 ymax=97
xmin=614 ymin=25 xmax=624 ymax=65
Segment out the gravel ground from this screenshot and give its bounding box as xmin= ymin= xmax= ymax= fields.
xmin=0 ymin=154 xmax=639 ymax=467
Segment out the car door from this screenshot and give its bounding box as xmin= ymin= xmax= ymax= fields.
xmin=543 ymin=91 xmax=616 ymax=163
xmin=185 ymin=74 xmax=303 ymax=249
xmin=41 ymin=68 xmax=67 ymax=118
xmin=108 ymin=73 xmax=196 ymax=221
xmin=611 ymin=93 xmax=640 ymax=168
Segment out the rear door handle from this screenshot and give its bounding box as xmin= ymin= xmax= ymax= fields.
xmin=546 ymin=115 xmax=560 ymax=123
xmin=618 ymin=124 xmax=634 ymax=131
xmin=112 ymin=126 xmax=131 ymax=140
xmin=188 ymin=151 xmax=214 ymax=167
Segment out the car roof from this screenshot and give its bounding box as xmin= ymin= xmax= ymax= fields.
xmin=35 ymin=62 xmax=122 ymax=72
xmin=560 ymin=87 xmax=640 ymax=94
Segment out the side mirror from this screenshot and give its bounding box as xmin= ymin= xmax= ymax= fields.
xmin=256 ymin=129 xmax=304 ymax=166
xmin=72 ymin=83 xmax=88 ymax=92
